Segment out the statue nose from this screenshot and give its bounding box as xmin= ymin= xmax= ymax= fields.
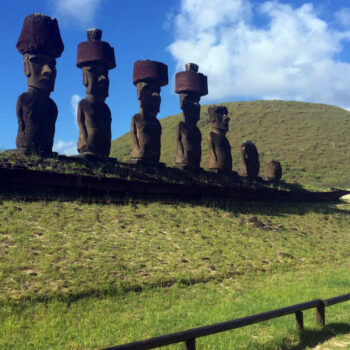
xmin=42 ymin=64 xmax=52 ymax=76
xmin=98 ymin=75 xmax=107 ymax=82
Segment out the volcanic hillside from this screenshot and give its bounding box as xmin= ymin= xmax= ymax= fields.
xmin=110 ymin=100 xmax=350 ymax=189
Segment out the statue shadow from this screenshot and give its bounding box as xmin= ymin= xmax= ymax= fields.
xmin=278 ymin=323 xmax=350 ymax=350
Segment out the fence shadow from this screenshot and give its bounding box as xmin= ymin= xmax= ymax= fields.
xmin=280 ymin=323 xmax=350 ymax=350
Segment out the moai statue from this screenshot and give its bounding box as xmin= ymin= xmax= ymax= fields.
xmin=174 ymin=63 xmax=208 ymax=170
xmin=264 ymin=160 xmax=282 ymax=181
xmin=76 ymin=29 xmax=116 ymax=158
xmin=130 ymin=60 xmax=168 ymax=165
xmin=15 ymin=13 xmax=64 ymax=156
xmin=207 ymin=105 xmax=232 ymax=173
xmin=239 ymin=141 xmax=260 ymax=177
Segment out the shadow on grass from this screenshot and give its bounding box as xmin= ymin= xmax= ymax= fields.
xmin=0 ymin=187 xmax=347 ymax=218
xmin=281 ymin=323 xmax=350 ymax=350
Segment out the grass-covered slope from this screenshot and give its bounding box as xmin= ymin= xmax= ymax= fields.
xmin=1 ymin=198 xmax=350 ymax=349
xmin=110 ymin=100 xmax=350 ymax=189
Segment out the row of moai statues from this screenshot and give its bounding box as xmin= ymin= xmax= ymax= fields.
xmin=14 ymin=13 xmax=282 ymax=180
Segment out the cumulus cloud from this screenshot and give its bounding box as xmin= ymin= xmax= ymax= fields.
xmin=168 ymin=0 xmax=350 ymax=108
xmin=71 ymin=94 xmax=81 ymax=127
xmin=335 ymin=7 xmax=350 ymax=27
xmin=51 ymin=0 xmax=103 ymax=23
xmin=53 ymin=140 xmax=77 ymax=155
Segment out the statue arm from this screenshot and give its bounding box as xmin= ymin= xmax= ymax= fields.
xmin=77 ymin=103 xmax=88 ymax=142
xmin=208 ymin=134 xmax=217 ymax=161
xmin=176 ymin=124 xmax=184 ymax=156
xmin=16 ymin=97 xmax=25 ymax=132
xmin=131 ymin=117 xmax=141 ymax=151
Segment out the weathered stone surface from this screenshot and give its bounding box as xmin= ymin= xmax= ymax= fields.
xmin=77 ymin=28 xmax=116 ymax=69
xmin=133 ymin=60 xmax=168 ymax=86
xmin=264 ymin=160 xmax=282 ymax=181
xmin=239 ymin=141 xmax=260 ymax=177
xmin=16 ymin=13 xmax=64 ymax=58
xmin=175 ymin=63 xmax=208 ymax=170
xmin=15 ymin=13 xmax=63 ymax=156
xmin=130 ymin=60 xmax=168 ymax=164
xmin=76 ymin=29 xmax=116 ymax=157
xmin=207 ymin=105 xmax=232 ymax=172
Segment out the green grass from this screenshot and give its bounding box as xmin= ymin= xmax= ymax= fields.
xmin=110 ymin=100 xmax=350 ymax=189
xmin=1 ymin=197 xmax=350 ymax=349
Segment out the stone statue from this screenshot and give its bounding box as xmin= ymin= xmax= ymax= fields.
xmin=15 ymin=13 xmax=64 ymax=156
xmin=264 ymin=160 xmax=282 ymax=181
xmin=207 ymin=105 xmax=232 ymax=173
xmin=130 ymin=60 xmax=168 ymax=165
xmin=76 ymin=28 xmax=116 ymax=158
xmin=175 ymin=63 xmax=208 ymax=170
xmin=239 ymin=141 xmax=260 ymax=177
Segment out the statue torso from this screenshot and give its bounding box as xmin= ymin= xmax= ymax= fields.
xmin=208 ymin=132 xmax=232 ymax=170
xmin=176 ymin=121 xmax=202 ymax=167
xmin=131 ymin=113 xmax=162 ymax=161
xmin=78 ymin=98 xmax=111 ymax=156
xmin=16 ymin=90 xmax=57 ymax=154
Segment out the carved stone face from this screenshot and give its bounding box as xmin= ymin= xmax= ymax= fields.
xmin=82 ymin=63 xmax=109 ymax=98
xmin=210 ymin=107 xmax=229 ymax=131
xmin=137 ymin=82 xmax=161 ymax=119
xmin=24 ymin=53 xmax=57 ymax=92
xmin=180 ymin=93 xmax=201 ymax=124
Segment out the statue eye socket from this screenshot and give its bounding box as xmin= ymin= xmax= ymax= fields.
xmin=88 ymin=67 xmax=96 ymax=73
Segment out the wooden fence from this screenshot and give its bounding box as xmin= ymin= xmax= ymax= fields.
xmin=102 ymin=293 xmax=350 ymax=350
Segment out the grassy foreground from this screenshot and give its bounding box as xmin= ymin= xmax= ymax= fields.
xmin=1 ymin=197 xmax=350 ymax=349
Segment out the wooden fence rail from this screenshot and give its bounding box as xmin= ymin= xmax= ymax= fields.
xmin=102 ymin=293 xmax=350 ymax=350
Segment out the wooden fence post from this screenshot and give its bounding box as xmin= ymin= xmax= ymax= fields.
xmin=295 ymin=311 xmax=304 ymax=330
xmin=184 ymin=338 xmax=196 ymax=350
xmin=316 ymin=304 xmax=325 ymax=326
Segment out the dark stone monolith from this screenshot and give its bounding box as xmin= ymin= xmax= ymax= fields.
xmin=239 ymin=141 xmax=260 ymax=177
xmin=76 ymin=28 xmax=116 ymax=158
xmin=264 ymin=160 xmax=282 ymax=181
xmin=15 ymin=13 xmax=64 ymax=156
xmin=207 ymin=105 xmax=232 ymax=173
xmin=175 ymin=63 xmax=208 ymax=171
xmin=130 ymin=60 xmax=168 ymax=165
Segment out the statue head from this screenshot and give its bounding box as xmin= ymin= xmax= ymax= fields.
xmin=208 ymin=105 xmax=229 ymax=132
xmin=23 ymin=53 xmax=57 ymax=92
xmin=82 ymin=63 xmax=109 ymax=99
xmin=133 ymin=60 xmax=168 ymax=118
xmin=175 ymin=63 xmax=207 ymax=125
xmin=77 ymin=28 xmax=116 ymax=100
xmin=137 ymin=81 xmax=161 ymax=119
xmin=17 ymin=13 xmax=64 ymax=93
xmin=180 ymin=92 xmax=201 ymax=124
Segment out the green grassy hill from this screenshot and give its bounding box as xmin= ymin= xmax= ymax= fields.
xmin=1 ymin=101 xmax=350 ymax=349
xmin=110 ymin=100 xmax=350 ymax=189
xmin=1 ymin=197 xmax=350 ymax=349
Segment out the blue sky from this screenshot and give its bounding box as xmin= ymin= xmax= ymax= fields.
xmin=1 ymin=0 xmax=350 ymax=154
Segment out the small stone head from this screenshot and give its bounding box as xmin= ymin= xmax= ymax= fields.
xmin=208 ymin=105 xmax=230 ymax=131
xmin=133 ymin=60 xmax=168 ymax=118
xmin=77 ymin=28 xmax=116 ymax=99
xmin=17 ymin=13 xmax=64 ymax=92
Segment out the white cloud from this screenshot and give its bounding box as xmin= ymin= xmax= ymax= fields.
xmin=168 ymin=0 xmax=350 ymax=108
xmin=53 ymin=140 xmax=77 ymax=155
xmin=335 ymin=7 xmax=350 ymax=27
xmin=71 ymin=94 xmax=81 ymax=127
xmin=51 ymin=0 xmax=103 ymax=23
